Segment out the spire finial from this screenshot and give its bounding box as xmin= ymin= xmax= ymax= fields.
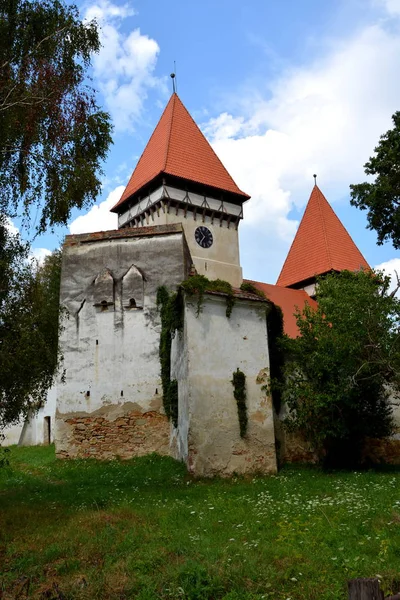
xmin=170 ymin=72 xmax=176 ymax=93
xmin=170 ymin=61 xmax=177 ymax=94
xmin=313 ymin=173 xmax=317 ymax=186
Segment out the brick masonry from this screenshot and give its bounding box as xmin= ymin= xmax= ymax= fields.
xmin=56 ymin=411 xmax=170 ymax=460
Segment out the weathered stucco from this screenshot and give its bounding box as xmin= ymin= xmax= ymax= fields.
xmin=55 ymin=225 xmax=191 ymax=459
xmin=3 ymin=386 xmax=56 ymax=447
xmin=171 ymin=293 xmax=277 ymax=476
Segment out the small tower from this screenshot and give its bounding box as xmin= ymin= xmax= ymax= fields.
xmin=111 ymin=93 xmax=250 ymax=287
xmin=277 ymin=182 xmax=370 ymax=297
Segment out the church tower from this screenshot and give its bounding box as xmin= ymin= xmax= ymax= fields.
xmin=111 ymin=93 xmax=250 ymax=287
xmin=277 ymin=183 xmax=370 ymax=296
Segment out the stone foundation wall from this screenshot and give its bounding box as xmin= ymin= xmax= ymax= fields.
xmin=282 ymin=432 xmax=318 ymax=464
xmin=363 ymin=437 xmax=400 ymax=465
xmin=56 ymin=411 xmax=170 ymax=460
xmin=281 ymin=430 xmax=400 ymax=466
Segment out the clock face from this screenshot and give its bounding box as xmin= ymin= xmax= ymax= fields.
xmin=195 ymin=226 xmax=213 ymax=249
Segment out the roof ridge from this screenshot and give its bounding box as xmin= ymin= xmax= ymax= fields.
xmin=175 ymin=96 xmax=244 ymax=194
xmin=322 ymin=187 xmax=371 ymax=271
xmin=163 ymin=92 xmax=177 ymax=172
xmin=315 ymin=185 xmax=332 ymax=266
xmin=275 ymin=196 xmax=307 ymax=286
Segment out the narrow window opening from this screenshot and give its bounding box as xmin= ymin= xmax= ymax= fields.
xmin=120 ymin=390 xmax=124 ymax=397
xmin=101 ymin=300 xmax=108 ymax=311
xmin=86 ymin=390 xmax=90 ymax=398
xmin=96 ymin=339 xmax=99 ymax=345
xmin=44 ymin=416 xmax=51 ymax=445
xmin=129 ymin=298 xmax=136 ymax=308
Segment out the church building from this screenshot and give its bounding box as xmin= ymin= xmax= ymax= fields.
xmin=6 ymin=91 xmax=389 ymax=473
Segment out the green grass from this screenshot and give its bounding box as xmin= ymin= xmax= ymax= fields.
xmin=1 ymin=446 xmax=400 ymax=599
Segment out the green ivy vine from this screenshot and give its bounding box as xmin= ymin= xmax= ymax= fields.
xmin=180 ymin=274 xmax=235 ymax=317
xmin=231 ymin=368 xmax=248 ymax=438
xmin=156 ymin=286 xmax=181 ymax=427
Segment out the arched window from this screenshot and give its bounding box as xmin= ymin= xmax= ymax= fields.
xmin=122 ymin=265 xmax=144 ymax=309
xmin=93 ymin=269 xmax=114 ymax=310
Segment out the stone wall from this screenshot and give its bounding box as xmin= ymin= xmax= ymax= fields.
xmin=55 ymin=224 xmax=190 ymax=460
xmin=57 ymin=409 xmax=170 ymax=460
xmin=171 ymin=292 xmax=277 ymax=477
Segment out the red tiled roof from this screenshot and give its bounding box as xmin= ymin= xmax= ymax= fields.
xmin=276 ymin=185 xmax=370 ymax=288
xmin=112 ymin=93 xmax=249 ymax=212
xmin=246 ymin=280 xmax=318 ymax=338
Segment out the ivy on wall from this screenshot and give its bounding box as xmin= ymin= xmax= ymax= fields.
xmin=156 ymin=286 xmax=180 ymax=427
xmin=231 ymin=368 xmax=248 ymax=438
xmin=239 ymin=282 xmax=266 ymax=299
xmin=266 ymin=304 xmax=285 ymax=414
xmin=180 ymin=274 xmax=235 ymax=317
xmin=157 ymin=276 xmax=268 ymax=431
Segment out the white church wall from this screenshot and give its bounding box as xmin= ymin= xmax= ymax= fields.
xmin=2 ymin=385 xmax=57 ymax=447
xmin=172 ymin=293 xmax=277 ymax=476
xmin=55 ymin=225 xmax=191 ymax=459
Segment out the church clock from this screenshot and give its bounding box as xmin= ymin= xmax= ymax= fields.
xmin=195 ymin=226 xmax=213 ymax=249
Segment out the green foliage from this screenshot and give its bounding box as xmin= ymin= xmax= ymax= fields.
xmin=231 ymin=368 xmax=248 ymax=438
xmin=0 ymin=0 xmax=112 ymax=232
xmin=350 ymin=112 xmax=400 ymax=248
xmin=280 ymin=270 xmax=399 ymax=467
xmin=266 ymin=303 xmax=285 ymax=414
xmin=181 ymin=274 xmax=235 ymax=317
xmin=0 ymin=218 xmax=62 ymax=431
xmin=3 ymin=447 xmax=400 ymax=599
xmin=156 ymin=287 xmax=180 ymax=426
xmin=239 ymin=282 xmax=266 ymax=299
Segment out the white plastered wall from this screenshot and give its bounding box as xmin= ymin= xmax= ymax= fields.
xmin=171 ymin=293 xmax=277 ymax=476
xmin=55 ymin=229 xmax=191 ymax=458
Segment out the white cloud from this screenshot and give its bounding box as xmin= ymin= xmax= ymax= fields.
xmin=375 ymin=0 xmax=400 ymax=16
xmin=69 ymin=186 xmax=122 ymax=234
xmin=30 ymin=247 xmax=52 ymax=265
xmin=4 ymin=217 xmax=19 ymax=236
xmin=84 ymin=1 xmax=163 ymax=131
xmin=375 ymin=258 xmax=400 ymax=296
xmin=84 ymin=0 xmax=135 ymax=22
xmin=202 ymin=5 xmax=400 ymax=280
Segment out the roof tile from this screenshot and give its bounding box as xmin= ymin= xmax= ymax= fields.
xmin=246 ymin=280 xmax=318 ymax=338
xmin=112 ymin=93 xmax=249 ymax=212
xmin=277 ymin=185 xmax=370 ymax=287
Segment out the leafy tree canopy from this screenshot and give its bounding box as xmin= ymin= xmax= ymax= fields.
xmin=0 ymin=216 xmax=62 ymax=431
xmin=0 ymin=0 xmax=112 ymax=233
xmin=280 ymin=270 xmax=400 ymax=468
xmin=350 ymin=112 xmax=400 ymax=249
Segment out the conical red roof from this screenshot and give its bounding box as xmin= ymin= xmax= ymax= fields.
xmin=112 ymin=93 xmax=249 ymax=212
xmin=277 ymin=185 xmax=370 ymax=288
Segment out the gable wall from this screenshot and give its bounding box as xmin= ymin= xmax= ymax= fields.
xmin=55 ymin=230 xmax=191 ymax=459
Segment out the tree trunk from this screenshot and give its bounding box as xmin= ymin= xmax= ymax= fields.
xmin=348 ymin=578 xmax=384 ymax=600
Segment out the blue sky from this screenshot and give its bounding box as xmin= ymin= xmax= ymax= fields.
xmin=26 ymin=0 xmax=400 ymax=287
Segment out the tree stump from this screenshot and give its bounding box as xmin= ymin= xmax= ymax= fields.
xmin=348 ymin=579 xmax=384 ymax=600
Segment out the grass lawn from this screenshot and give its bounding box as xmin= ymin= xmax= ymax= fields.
xmin=1 ymin=446 xmax=400 ymax=599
